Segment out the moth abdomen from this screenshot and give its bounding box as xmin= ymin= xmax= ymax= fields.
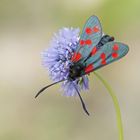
xmin=97 ymin=35 xmax=115 ymax=49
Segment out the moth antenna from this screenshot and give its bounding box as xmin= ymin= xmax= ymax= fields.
xmin=35 ymin=79 xmax=66 ymax=98
xmin=72 ymin=82 xmax=90 ymax=116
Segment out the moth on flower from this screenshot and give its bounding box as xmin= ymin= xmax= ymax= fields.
xmin=35 ymin=15 xmax=129 ymax=115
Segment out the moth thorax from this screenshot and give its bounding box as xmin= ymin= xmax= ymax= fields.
xmin=69 ymin=64 xmax=83 ymax=80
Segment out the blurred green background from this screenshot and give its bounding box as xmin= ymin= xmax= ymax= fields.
xmin=0 ymin=0 xmax=140 ymax=140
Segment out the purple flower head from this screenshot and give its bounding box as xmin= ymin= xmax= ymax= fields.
xmin=42 ymin=27 xmax=89 ymax=96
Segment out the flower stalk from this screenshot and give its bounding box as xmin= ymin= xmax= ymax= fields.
xmin=94 ymin=71 xmax=124 ymax=140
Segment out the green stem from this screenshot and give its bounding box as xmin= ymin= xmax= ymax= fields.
xmin=94 ymin=71 xmax=124 ymax=140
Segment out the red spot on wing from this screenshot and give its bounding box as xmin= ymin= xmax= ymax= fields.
xmin=85 ymin=39 xmax=92 ymax=45
xmin=91 ymin=47 xmax=97 ymax=56
xmin=112 ymin=52 xmax=118 ymax=58
xmin=85 ymin=27 xmax=92 ymax=34
xmin=84 ymin=64 xmax=94 ymax=73
xmin=93 ymin=26 xmax=99 ymax=32
xmin=80 ymin=40 xmax=85 ymax=46
xmin=113 ymin=44 xmax=119 ymax=51
xmin=101 ymin=60 xmax=106 ymax=65
xmin=71 ymin=52 xmax=82 ymax=62
xmin=100 ymin=53 xmax=106 ymax=65
xmin=100 ymin=53 xmax=106 ymax=59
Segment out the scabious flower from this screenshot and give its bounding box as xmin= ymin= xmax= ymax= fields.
xmin=42 ymin=27 xmax=89 ymax=96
